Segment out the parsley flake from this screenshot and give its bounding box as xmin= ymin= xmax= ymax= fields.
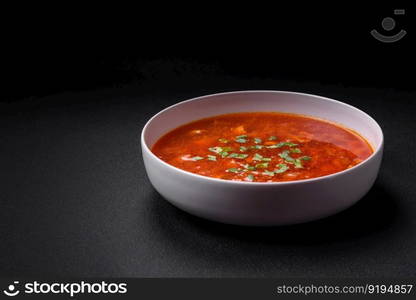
xmin=242 ymin=164 xmax=256 ymax=171
xmin=228 ymin=153 xmax=249 ymax=159
xmin=250 ymin=145 xmax=264 ymax=150
xmin=190 ymin=156 xmax=204 ymax=161
xmin=245 ymin=174 xmax=255 ymax=182
xmin=267 ymin=142 xmax=299 ymax=149
xmin=274 ymin=163 xmax=289 ymax=173
xmin=235 ymin=138 xmax=247 ymax=143
xmin=227 ymin=168 xmax=243 ymax=173
xmin=253 ymin=153 xmax=264 ymax=161
xmin=279 ymin=150 xmax=295 ymax=162
xmin=255 ymin=162 xmax=269 ymax=168
xmin=208 ymin=147 xmax=223 ymax=154
xmin=262 ymin=170 xmax=275 ymax=176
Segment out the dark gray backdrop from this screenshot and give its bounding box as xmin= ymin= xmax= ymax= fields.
xmin=1 ymin=5 xmax=415 ymax=277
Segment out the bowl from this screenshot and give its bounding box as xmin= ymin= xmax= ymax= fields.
xmin=141 ymin=91 xmax=383 ymax=226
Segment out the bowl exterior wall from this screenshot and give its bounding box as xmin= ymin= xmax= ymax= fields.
xmin=142 ymin=144 xmax=383 ymax=225
xmin=141 ymin=91 xmax=384 ymax=226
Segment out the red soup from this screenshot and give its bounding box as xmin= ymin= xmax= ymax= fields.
xmin=151 ymin=112 xmax=373 ymax=182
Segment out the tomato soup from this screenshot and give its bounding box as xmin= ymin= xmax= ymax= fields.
xmin=151 ymin=112 xmax=373 ymax=182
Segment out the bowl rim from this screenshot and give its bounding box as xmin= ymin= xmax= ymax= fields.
xmin=141 ymin=90 xmax=384 ymax=186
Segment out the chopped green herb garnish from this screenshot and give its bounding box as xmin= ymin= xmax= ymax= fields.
xmin=279 ymin=150 xmax=295 ymax=162
xmin=207 ymin=155 xmax=217 ymax=161
xmin=190 ymin=156 xmax=204 ymax=161
xmin=274 ymin=163 xmax=289 ymax=173
xmin=228 ymin=153 xmax=249 ymax=159
xmin=253 ymin=153 xmax=271 ymax=161
xmin=290 ymin=148 xmax=302 ymax=153
xmin=281 ymin=142 xmax=299 ymax=147
xmin=218 ymin=138 xmax=228 ymax=143
xmin=268 ymin=136 xmax=277 ymax=141
xmin=242 ymin=164 xmax=256 ymax=171
xmin=227 ymin=168 xmax=242 ymax=173
xmin=255 ymin=162 xmax=269 ymax=168
xmin=235 ymin=135 xmax=248 ymax=143
xmin=266 ymin=144 xmax=279 ymax=149
xmin=245 ymin=174 xmax=255 ymax=182
xmin=262 ymin=170 xmax=275 ymax=176
xmin=250 ymin=145 xmax=264 ymax=150
xmin=294 ymin=159 xmax=303 ymax=168
xmin=208 ymin=147 xmax=223 ymax=154
xmin=267 ymin=142 xmax=299 ymax=149
xmin=253 ymin=153 xmax=263 ymax=161
xmin=254 ymin=138 xmax=262 ymax=144
xmin=235 ymin=138 xmax=247 ymax=143
xmin=220 ymin=151 xmax=229 ymax=158
xmin=209 ymin=146 xmax=233 ymax=158
xmin=293 ymin=156 xmax=311 ymax=168
xmin=239 ymin=146 xmax=248 ymax=152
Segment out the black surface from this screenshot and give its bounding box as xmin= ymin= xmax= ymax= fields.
xmin=1 ymin=76 xmax=415 ymax=277
xmin=1 ymin=4 xmax=415 ymax=277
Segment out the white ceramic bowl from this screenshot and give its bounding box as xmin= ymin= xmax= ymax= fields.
xmin=141 ymin=91 xmax=383 ymax=226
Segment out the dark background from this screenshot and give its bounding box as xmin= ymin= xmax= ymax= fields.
xmin=1 ymin=5 xmax=414 ymax=101
xmin=1 ymin=6 xmax=415 ymax=277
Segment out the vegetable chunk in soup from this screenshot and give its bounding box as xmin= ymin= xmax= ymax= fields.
xmin=152 ymin=112 xmax=373 ymax=182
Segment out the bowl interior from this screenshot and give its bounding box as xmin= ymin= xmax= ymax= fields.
xmin=143 ymin=91 xmax=383 ymax=152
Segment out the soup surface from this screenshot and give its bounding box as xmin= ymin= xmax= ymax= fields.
xmin=151 ymin=112 xmax=373 ymax=182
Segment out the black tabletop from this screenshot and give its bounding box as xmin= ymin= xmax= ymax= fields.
xmin=1 ymin=76 xmax=415 ymax=278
